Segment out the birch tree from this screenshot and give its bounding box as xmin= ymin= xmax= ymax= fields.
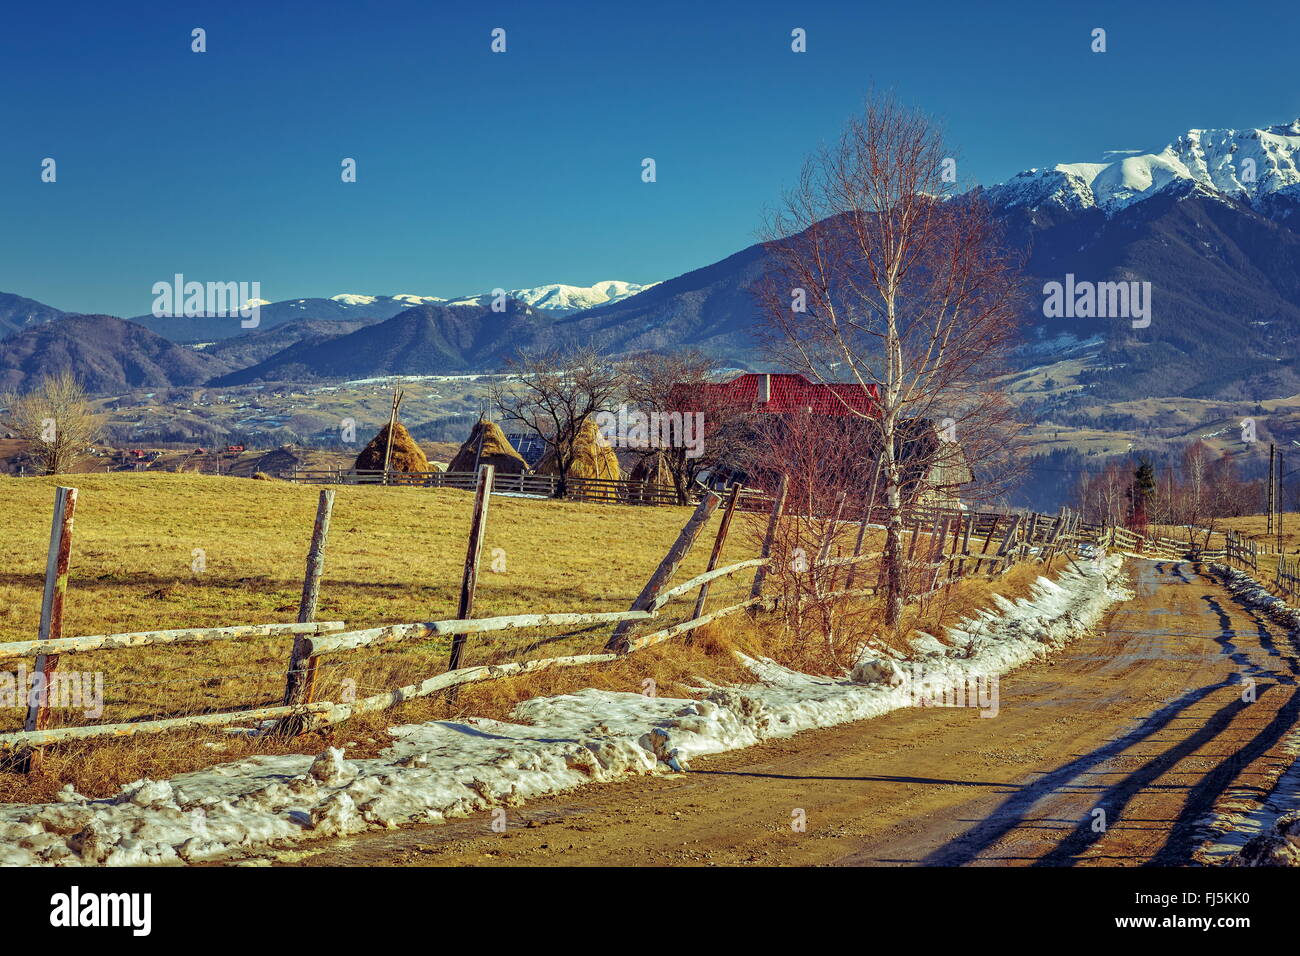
xmin=757 ymin=95 xmax=1024 ymax=627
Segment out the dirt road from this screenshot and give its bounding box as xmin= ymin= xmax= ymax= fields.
xmin=273 ymin=560 xmax=1300 ymax=867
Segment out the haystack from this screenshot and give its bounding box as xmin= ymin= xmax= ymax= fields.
xmin=448 ymin=417 xmax=527 ymax=474
xmin=536 ymin=417 xmax=621 ymax=497
xmin=628 ymin=449 xmax=677 ymax=503
xmin=354 ymin=422 xmax=429 ymax=474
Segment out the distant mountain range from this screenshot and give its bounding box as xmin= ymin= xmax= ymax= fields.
xmin=0 ymin=292 xmax=68 ymax=339
xmin=0 ymin=315 xmax=219 ymax=393
xmin=125 ymin=281 xmax=654 ymax=343
xmin=5 ymin=119 xmax=1300 ymax=401
xmin=208 ymin=300 xmax=545 ymax=385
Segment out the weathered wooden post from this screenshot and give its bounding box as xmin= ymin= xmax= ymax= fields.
xmin=957 ymin=511 xmax=974 ymax=579
xmin=607 ymin=491 xmax=721 ymax=651
xmin=996 ymin=513 xmax=1022 ymax=573
xmin=282 ymin=488 xmax=335 ymax=712
xmin=906 ymin=514 xmax=922 ymax=562
xmin=750 ymin=475 xmax=789 ymax=601
xmin=930 ymin=515 xmax=951 ymax=593
xmin=971 ymin=514 xmax=1000 ymax=575
xmin=448 ymin=463 xmax=495 ymax=670
xmin=844 ymin=495 xmax=875 ymax=591
xmin=381 ymin=388 xmax=404 ymax=485
xmin=20 ymin=486 xmax=78 ymax=773
xmin=817 ymin=490 xmax=848 ymax=567
xmin=693 ymin=483 xmax=743 ymax=620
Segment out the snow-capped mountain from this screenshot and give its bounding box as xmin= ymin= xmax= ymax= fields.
xmin=441 ymin=280 xmax=657 ymax=315
xmin=328 ymin=293 xmax=446 ymax=307
xmin=323 ymin=282 xmax=656 ymax=318
xmin=985 ymin=120 xmax=1300 ymax=215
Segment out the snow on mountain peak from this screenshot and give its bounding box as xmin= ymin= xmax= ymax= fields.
xmin=329 ymin=293 xmax=446 ymax=307
xmin=986 ymin=120 xmax=1300 ymax=215
xmin=324 ymin=283 xmax=655 ymax=315
xmin=444 ymin=280 xmax=657 ymax=314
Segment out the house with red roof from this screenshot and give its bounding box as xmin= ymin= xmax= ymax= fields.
xmin=672 ymin=372 xmax=970 ymax=508
xmin=678 ymin=372 xmax=880 ymax=417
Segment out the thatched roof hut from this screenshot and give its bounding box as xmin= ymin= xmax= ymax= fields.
xmin=354 ymin=422 xmax=429 ymax=474
xmin=448 ymin=417 xmax=528 ymax=474
xmin=536 ymin=417 xmax=620 ymax=497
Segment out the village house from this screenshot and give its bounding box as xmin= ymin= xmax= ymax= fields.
xmin=674 ymin=372 xmax=972 ymax=509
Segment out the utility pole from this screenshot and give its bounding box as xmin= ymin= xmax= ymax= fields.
xmin=1279 ymin=450 xmax=1285 ymax=553
xmin=1268 ymin=443 xmax=1275 ymax=535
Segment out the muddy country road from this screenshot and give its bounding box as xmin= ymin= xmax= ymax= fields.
xmin=269 ymin=560 xmax=1300 ymax=867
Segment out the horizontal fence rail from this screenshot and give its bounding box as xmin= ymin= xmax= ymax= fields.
xmin=0 ymin=621 xmax=344 ymax=663
xmin=1 ymin=476 xmax=1137 ymax=764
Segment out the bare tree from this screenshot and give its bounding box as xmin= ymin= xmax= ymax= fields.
xmin=757 ymin=94 xmax=1024 ymax=627
xmin=1 ymin=372 xmax=103 ymax=475
xmin=741 ymin=411 xmax=878 ymax=668
xmin=621 ymin=349 xmax=754 ymax=503
xmin=491 ymin=346 xmax=624 ymax=492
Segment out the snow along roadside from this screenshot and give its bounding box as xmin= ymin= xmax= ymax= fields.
xmin=0 ymin=554 xmax=1128 ymax=867
xmin=1195 ymin=564 xmax=1300 ymax=866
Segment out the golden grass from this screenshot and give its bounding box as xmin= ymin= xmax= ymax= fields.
xmin=0 ymin=472 xmax=758 ymax=799
xmin=0 ymin=473 xmax=1068 ymax=803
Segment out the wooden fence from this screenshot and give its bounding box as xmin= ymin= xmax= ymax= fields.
xmin=1274 ymin=554 xmax=1300 ymax=601
xmin=0 ymin=478 xmax=1106 ymax=765
xmin=1218 ymin=528 xmax=1300 ymax=604
xmin=284 ymin=467 xmax=780 ymax=510
xmin=1223 ymin=530 xmax=1258 ymax=572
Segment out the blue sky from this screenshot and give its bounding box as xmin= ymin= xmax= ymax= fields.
xmin=2 ymin=0 xmax=1297 ymax=317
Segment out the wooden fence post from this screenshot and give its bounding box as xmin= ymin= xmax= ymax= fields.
xmin=906 ymin=515 xmax=922 ymax=562
xmin=750 ymin=475 xmax=789 ymax=601
xmin=693 ymin=484 xmax=743 ymax=620
xmin=996 ymin=513 xmax=1022 ymax=573
xmin=956 ymin=511 xmax=973 ymax=579
xmin=607 ymin=491 xmax=721 ymax=651
xmin=1040 ymin=510 xmax=1064 ymax=567
xmin=282 ymin=488 xmax=335 ymax=712
xmin=817 ymin=490 xmax=848 ymax=567
xmin=844 ymin=494 xmax=875 ymax=591
xmin=969 ymin=514 xmax=995 ymax=575
xmin=929 ymin=515 xmax=951 ymax=593
xmin=448 ymin=464 xmax=495 ymax=670
xmin=19 ymin=486 xmax=78 ymax=773
xmin=381 ymin=388 xmax=403 ymax=485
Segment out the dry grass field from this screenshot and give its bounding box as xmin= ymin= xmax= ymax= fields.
xmin=0 ymin=472 xmax=1060 ymax=803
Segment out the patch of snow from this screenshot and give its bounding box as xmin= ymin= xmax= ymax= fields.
xmin=0 ymin=556 xmax=1126 ymax=867
xmin=1194 ymin=564 xmax=1300 ymax=866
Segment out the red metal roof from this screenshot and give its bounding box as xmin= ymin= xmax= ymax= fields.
xmin=681 ymin=373 xmax=879 ymax=417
